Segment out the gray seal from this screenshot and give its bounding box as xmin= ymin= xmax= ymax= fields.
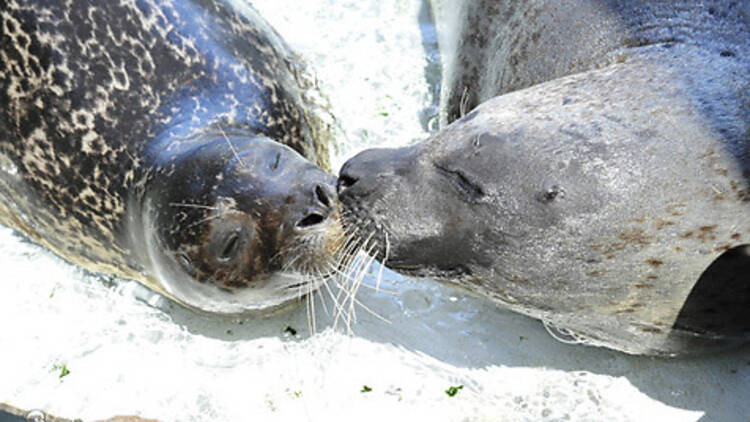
xmin=338 ymin=0 xmax=750 ymax=356
xmin=0 ymin=0 xmax=346 ymax=315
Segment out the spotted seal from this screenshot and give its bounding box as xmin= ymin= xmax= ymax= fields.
xmin=338 ymin=0 xmax=750 ymax=356
xmin=0 ymin=0 xmax=346 ymax=315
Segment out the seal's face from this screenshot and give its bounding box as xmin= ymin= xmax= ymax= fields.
xmin=144 ymin=134 xmax=345 ymax=314
xmin=337 ymin=109 xmax=600 ymax=280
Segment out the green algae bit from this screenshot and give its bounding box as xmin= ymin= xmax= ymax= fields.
xmin=445 ymin=385 xmax=463 ymax=397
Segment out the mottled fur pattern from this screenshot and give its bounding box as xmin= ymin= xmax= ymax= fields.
xmin=0 ymin=0 xmax=333 ymax=296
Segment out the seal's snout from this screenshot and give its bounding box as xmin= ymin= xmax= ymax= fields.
xmin=337 ymin=155 xmax=365 ymax=196
xmin=336 ymin=173 xmax=358 ymax=194
xmin=337 ymin=148 xmax=400 ymax=198
xmin=296 ymin=183 xmax=336 ymax=229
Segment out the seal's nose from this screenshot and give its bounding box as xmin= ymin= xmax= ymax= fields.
xmin=337 ymin=153 xmax=365 ymax=195
xmin=296 ymin=182 xmax=336 ymax=229
xmin=337 ymin=170 xmax=358 ymax=194
xmin=338 ymin=147 xmax=405 ymax=198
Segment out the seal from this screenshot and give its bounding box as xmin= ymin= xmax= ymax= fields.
xmin=338 ymin=0 xmax=750 ymax=356
xmin=0 ymin=0 xmax=346 ymax=315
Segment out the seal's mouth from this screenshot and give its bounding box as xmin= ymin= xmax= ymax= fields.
xmin=277 ymin=210 xmax=350 ymax=277
xmin=339 ymin=192 xmax=473 ymax=280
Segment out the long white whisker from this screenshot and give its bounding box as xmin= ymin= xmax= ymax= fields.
xmin=323 ymin=273 xmax=350 ymax=332
xmin=376 ymin=231 xmax=389 ymax=291
xmin=343 ymin=237 xmax=379 ymax=328
xmin=219 ymin=126 xmax=246 ymax=167
xmin=315 ymin=272 xmax=331 ymax=318
xmin=168 ymin=202 xmax=219 ymax=210
xmin=186 ymin=213 xmax=221 ymax=229
xmin=307 ymin=279 xmax=316 ymax=335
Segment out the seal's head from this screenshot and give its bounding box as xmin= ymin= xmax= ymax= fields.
xmin=336 ymin=108 xmax=603 ymax=281
xmin=142 ymin=131 xmax=344 ymax=315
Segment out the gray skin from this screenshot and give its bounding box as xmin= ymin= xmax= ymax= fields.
xmin=339 ymin=0 xmax=750 ymax=356
xmin=0 ymin=0 xmax=345 ymax=315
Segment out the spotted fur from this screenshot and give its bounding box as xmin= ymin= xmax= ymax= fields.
xmin=0 ymin=0 xmax=334 ymax=299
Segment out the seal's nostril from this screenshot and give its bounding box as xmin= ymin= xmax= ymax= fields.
xmin=315 ymin=184 xmax=331 ymax=208
xmin=178 ymin=252 xmax=193 ymax=271
xmin=297 ymin=212 xmax=326 ymax=228
xmin=218 ymin=232 xmax=240 ymax=262
xmin=337 ymin=175 xmax=358 ymax=193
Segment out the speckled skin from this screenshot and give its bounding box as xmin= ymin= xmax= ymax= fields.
xmin=339 ymin=1 xmax=750 ymax=355
xmin=0 ymin=0 xmax=341 ymax=315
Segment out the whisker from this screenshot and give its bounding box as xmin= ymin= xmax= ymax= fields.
xmin=315 ymin=271 xmax=331 ymax=318
xmin=326 ymin=262 xmax=395 ymax=294
xmin=328 ymin=263 xmax=390 ymax=325
xmin=331 ymin=244 xmax=371 ymax=331
xmin=186 ymin=214 xmax=221 ymax=229
xmin=322 ymin=273 xmax=352 ymax=333
xmin=307 ymin=278 xmax=316 ymax=335
xmin=169 ymin=202 xmax=219 ymax=210
xmin=219 ymin=126 xmax=246 ymax=167
xmin=340 ymin=235 xmax=379 ymax=328
xmin=375 ymin=231 xmax=389 ymax=291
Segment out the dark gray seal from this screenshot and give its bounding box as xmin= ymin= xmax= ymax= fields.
xmin=338 ymin=0 xmax=750 ymax=356
xmin=0 ymin=0 xmax=346 ymax=315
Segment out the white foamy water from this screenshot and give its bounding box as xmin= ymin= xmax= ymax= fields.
xmin=1 ymin=1 xmax=748 ymax=421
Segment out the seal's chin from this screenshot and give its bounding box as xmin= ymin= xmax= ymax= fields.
xmin=156 ymin=268 xmax=327 ymax=316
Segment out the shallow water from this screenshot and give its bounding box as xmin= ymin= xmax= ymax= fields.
xmin=1 ymin=1 xmax=749 ymax=421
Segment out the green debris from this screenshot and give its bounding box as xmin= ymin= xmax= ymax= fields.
xmin=379 ymin=112 xmax=389 ymax=117
xmin=361 ymin=385 xmax=372 ymax=393
xmin=53 ymin=363 xmax=70 ymax=379
xmin=445 ymin=385 xmax=463 ymax=397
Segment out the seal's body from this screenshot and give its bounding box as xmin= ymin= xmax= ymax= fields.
xmin=339 ymin=0 xmax=750 ymax=356
xmin=0 ymin=0 xmax=343 ymax=315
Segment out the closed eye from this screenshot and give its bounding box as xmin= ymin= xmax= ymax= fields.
xmin=270 ymin=152 xmax=281 ymax=170
xmin=434 ymin=163 xmax=486 ymax=203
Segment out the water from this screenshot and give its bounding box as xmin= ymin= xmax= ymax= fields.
xmin=1 ymin=1 xmax=749 ymax=421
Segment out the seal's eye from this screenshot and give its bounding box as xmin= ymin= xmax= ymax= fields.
xmin=434 ymin=163 xmax=486 ymax=203
xmin=178 ymin=252 xmax=193 ymax=271
xmin=218 ymin=232 xmax=241 ymax=262
xmin=270 ymin=152 xmax=281 ymax=170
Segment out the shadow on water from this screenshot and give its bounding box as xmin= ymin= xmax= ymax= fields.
xmin=143 ymin=250 xmax=750 ymax=421
xmin=346 ymin=267 xmax=750 ymax=422
xmin=157 ymin=288 xmax=341 ymax=342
